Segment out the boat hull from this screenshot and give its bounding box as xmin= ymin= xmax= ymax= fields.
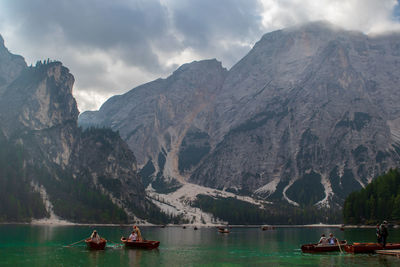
xmin=344 ymin=243 xmax=400 ymax=253
xmin=85 ymin=238 xmax=107 ymax=250
xmin=301 ymin=241 xmax=347 ymax=253
xmin=121 ymin=238 xmax=160 ymax=249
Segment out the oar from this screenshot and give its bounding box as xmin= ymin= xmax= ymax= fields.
xmin=64 ymin=238 xmax=87 ymax=247
xmin=108 ymin=240 xmax=123 ymax=248
xmin=337 ymin=239 xmax=343 ymax=253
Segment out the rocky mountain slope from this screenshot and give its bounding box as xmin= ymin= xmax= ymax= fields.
xmin=0 ymin=35 xmax=166 ymax=223
xmin=80 ymin=60 xmax=227 ymax=186
xmin=79 ymin=21 xmax=400 ymax=208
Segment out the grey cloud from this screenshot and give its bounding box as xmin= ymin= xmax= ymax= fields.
xmin=2 ymin=0 xmax=174 ymax=72
xmin=169 ymin=0 xmax=264 ymax=66
xmin=1 ymin=0 xmax=264 ymax=74
xmin=171 ymin=0 xmax=263 ymax=47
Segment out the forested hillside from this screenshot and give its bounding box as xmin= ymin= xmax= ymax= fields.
xmin=0 ymin=134 xmax=47 ymax=222
xmin=343 ymin=169 xmax=400 ymax=224
xmin=192 ymin=195 xmax=342 ymax=225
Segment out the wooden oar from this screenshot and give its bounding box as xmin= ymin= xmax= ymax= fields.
xmin=108 ymin=240 xmax=123 ymax=248
xmin=337 ymin=240 xmax=343 ymax=253
xmin=64 ymin=238 xmax=87 ymax=247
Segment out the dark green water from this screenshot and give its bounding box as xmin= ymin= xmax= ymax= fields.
xmin=0 ymin=225 xmax=400 ymax=266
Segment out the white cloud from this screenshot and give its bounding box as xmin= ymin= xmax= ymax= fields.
xmin=259 ymin=0 xmax=400 ymax=33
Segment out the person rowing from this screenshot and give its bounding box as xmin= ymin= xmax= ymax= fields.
xmin=133 ymin=225 xmax=143 ymax=241
xmin=318 ymin=234 xmax=329 ymax=245
xmin=128 ymin=231 xmax=137 ymax=241
xmin=90 ymin=230 xmax=101 ymax=244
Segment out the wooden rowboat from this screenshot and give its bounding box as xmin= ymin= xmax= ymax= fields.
xmin=301 ymin=240 xmax=347 ymax=253
xmin=344 ymin=242 xmax=400 ymax=253
xmin=85 ymin=238 xmax=107 ymax=250
xmin=261 ymin=226 xmax=276 ymax=231
xmin=218 ymin=228 xmax=230 ymax=234
xmin=121 ymin=237 xmax=160 ymax=249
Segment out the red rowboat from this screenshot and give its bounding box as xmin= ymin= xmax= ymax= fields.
xmin=344 ymin=242 xmax=400 ymax=253
xmin=218 ymin=228 xmax=230 ymax=234
xmin=85 ymin=238 xmax=107 ymax=250
xmin=301 ymin=240 xmax=347 ymax=253
xmin=121 ymin=237 xmax=160 ymax=249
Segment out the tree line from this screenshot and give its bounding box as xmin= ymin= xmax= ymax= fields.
xmin=343 ymin=168 xmax=400 ymax=224
xmin=192 ymin=194 xmax=342 ymax=225
xmin=0 ymin=136 xmax=48 ymax=222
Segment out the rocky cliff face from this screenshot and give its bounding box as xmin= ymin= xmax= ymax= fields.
xmin=79 ymin=22 xmax=400 ymax=207
xmin=0 ymin=36 xmax=160 ymax=222
xmin=80 ymin=59 xmax=227 ymax=188
xmin=0 ymin=35 xmax=26 ymax=95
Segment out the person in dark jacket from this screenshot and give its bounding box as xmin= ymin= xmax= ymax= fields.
xmin=379 ymin=221 xmax=389 ymax=248
xmin=376 ymin=224 xmax=381 ymax=243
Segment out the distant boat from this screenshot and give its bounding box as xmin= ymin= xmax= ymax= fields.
xmin=261 ymin=226 xmax=275 ymax=231
xmin=183 ymin=226 xmax=186 ymax=229
xmin=85 ymin=238 xmax=107 ymax=250
xmin=218 ymin=228 xmax=230 ymax=234
xmin=301 ymin=240 xmax=347 ymax=253
xmin=194 ymin=226 xmax=198 ymax=230
xmin=121 ymin=237 xmax=160 ymax=249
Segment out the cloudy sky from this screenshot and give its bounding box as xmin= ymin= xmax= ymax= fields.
xmin=0 ymin=0 xmax=400 ymax=112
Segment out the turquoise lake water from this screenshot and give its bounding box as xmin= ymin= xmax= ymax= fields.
xmin=0 ymin=225 xmax=400 ymax=266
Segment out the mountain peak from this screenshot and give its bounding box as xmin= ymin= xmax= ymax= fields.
xmin=173 ymin=59 xmax=225 ymax=76
xmin=0 ymin=60 xmax=78 ymax=134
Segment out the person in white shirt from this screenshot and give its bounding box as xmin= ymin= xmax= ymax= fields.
xmin=128 ymin=231 xmax=137 ymax=241
xmin=318 ymin=234 xmax=328 ymax=245
xmin=90 ymin=230 xmax=101 ymax=243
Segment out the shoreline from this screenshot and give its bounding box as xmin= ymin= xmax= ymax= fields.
xmin=1 ymin=221 xmax=390 ymax=228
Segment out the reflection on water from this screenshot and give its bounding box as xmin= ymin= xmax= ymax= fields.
xmin=87 ymin=250 xmax=106 ymax=267
xmin=126 ymin=249 xmax=142 ymax=266
xmin=0 ymin=225 xmax=399 ymax=266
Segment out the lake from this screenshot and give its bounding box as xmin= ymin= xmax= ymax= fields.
xmin=0 ymin=225 xmax=399 ymax=266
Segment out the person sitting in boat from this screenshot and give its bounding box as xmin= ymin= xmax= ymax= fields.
xmin=90 ymin=230 xmax=101 ymax=243
xmin=318 ymin=234 xmax=328 ymax=245
xmin=133 ymin=225 xmax=143 ymax=241
xmin=328 ymin=233 xmax=337 ymax=245
xmin=128 ymin=231 xmax=137 ymax=241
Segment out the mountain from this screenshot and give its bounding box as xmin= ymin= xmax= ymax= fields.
xmin=79 ymin=59 xmax=228 ymax=190
xmin=0 ymin=36 xmax=168 ymax=223
xmin=79 ymin=21 xmax=400 ymax=209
